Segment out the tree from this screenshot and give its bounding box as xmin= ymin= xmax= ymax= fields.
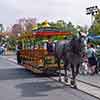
xmin=12 ymin=24 xmax=22 ymax=35
xmin=67 ymin=22 xmax=76 ymax=33
xmin=0 ymin=24 xmax=4 ymax=32
xmin=25 ymin=22 xmax=33 ymax=33
xmin=56 ymin=20 xmax=65 ymax=28
xmin=18 ymin=18 xmax=37 ymax=33
xmin=88 ymin=10 xmax=100 ymax=35
xmin=49 ymin=22 xmax=56 ymax=28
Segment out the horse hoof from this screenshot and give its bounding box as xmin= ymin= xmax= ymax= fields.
xmin=70 ymin=85 xmax=77 ymax=89
xmin=64 ymin=78 xmax=68 ymax=83
xmin=73 ymin=85 xmax=77 ymax=89
xmin=70 ymin=80 xmax=75 ymax=86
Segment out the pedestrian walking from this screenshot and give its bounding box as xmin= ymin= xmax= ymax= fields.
xmin=87 ymin=44 xmax=97 ymax=75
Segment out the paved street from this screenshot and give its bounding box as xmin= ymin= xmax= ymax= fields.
xmin=0 ymin=56 xmax=99 ymax=100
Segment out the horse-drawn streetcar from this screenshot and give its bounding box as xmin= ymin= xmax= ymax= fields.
xmin=17 ymin=27 xmax=72 ymax=73
xmin=17 ymin=24 xmax=88 ymax=88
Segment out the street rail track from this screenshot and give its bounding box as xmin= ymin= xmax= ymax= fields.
xmin=61 ymin=72 xmax=100 ymax=89
xmin=50 ymin=76 xmax=100 ymax=100
xmin=50 ymin=72 xmax=100 ymax=100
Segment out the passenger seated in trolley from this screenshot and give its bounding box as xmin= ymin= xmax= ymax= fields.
xmin=46 ymin=39 xmax=54 ymax=55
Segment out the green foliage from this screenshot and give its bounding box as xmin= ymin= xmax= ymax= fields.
xmin=8 ymin=36 xmax=16 ymax=50
xmin=0 ymin=24 xmax=4 ymax=32
xmin=90 ymin=40 xmax=100 ymax=45
xmin=89 ymin=11 xmax=100 ymax=35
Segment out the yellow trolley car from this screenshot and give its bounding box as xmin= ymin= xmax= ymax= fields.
xmin=17 ymin=27 xmax=72 ymax=73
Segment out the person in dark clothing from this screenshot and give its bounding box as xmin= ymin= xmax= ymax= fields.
xmin=16 ymin=44 xmax=22 ymax=64
xmin=47 ymin=39 xmax=53 ymax=55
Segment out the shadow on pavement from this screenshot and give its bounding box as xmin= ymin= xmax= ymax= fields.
xmin=0 ymin=68 xmax=34 ymax=80
xmin=0 ymin=68 xmax=62 ymax=80
xmin=16 ymin=80 xmax=64 ymax=97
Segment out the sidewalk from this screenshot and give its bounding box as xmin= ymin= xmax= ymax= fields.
xmin=60 ymin=70 xmax=100 ymax=88
xmin=4 ymin=50 xmax=16 ymax=56
xmin=52 ymin=76 xmax=100 ymax=99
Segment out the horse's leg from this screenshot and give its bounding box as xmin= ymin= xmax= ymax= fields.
xmin=57 ymin=58 xmax=62 ymax=82
xmin=76 ymin=64 xmax=80 ymax=76
xmin=70 ymin=64 xmax=77 ymax=89
xmin=72 ymin=63 xmax=80 ymax=88
xmin=64 ymin=61 xmax=68 ymax=83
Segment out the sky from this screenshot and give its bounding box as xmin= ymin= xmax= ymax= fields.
xmin=0 ymin=0 xmax=100 ymax=28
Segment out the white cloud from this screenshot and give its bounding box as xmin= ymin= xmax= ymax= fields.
xmin=16 ymin=0 xmax=90 ymax=26
xmin=0 ymin=0 xmax=17 ymax=27
xmin=0 ymin=0 xmax=100 ymax=27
